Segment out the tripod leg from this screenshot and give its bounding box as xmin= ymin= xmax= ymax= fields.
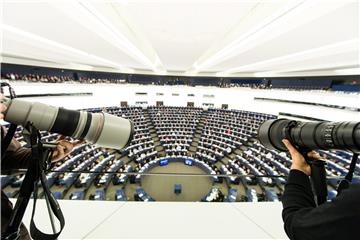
xmin=3 ymin=165 xmax=38 ymax=239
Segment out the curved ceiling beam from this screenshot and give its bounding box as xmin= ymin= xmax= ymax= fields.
xmin=192 ymin=0 xmax=351 ymax=72
xmin=1 ymin=24 xmax=133 ymax=73
xmin=222 ymin=39 xmax=359 ymax=74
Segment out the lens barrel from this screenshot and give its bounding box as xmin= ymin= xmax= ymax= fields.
xmin=258 ymin=119 xmax=360 ymax=153
xmin=4 ymin=98 xmax=133 ymax=150
xmin=258 ymin=119 xmax=290 ymax=151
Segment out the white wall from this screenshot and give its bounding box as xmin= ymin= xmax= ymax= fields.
xmin=6 ymin=82 xmax=360 ymax=121
xmin=12 ymin=199 xmax=288 ymax=239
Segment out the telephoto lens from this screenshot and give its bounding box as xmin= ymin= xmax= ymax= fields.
xmin=1 ymin=97 xmax=134 ymax=150
xmin=258 ymin=119 xmax=360 ymax=153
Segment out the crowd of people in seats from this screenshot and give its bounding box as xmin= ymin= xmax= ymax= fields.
xmin=196 ymin=109 xmax=274 ymax=164
xmin=104 ymin=107 xmax=159 ymax=171
xmin=239 ymin=141 xmax=352 ymax=190
xmin=2 ymin=73 xmax=73 ymax=83
xmin=51 ymin=144 xmax=104 ymax=188
xmin=112 ymin=164 xmax=133 ymax=185
xmin=202 ymin=187 xmax=225 ymax=202
xmin=318 ymin=150 xmax=359 ymax=177
xmin=4 ymin=72 xmax=355 ymax=93
xmin=3 ymin=105 xmax=354 ymax=201
xmin=2 ymin=73 xmax=127 ymax=84
xmin=76 ymin=154 xmax=115 ymax=188
xmin=78 ymin=77 xmax=126 ymax=84
xmin=219 ymin=83 xmax=269 ymax=89
xmin=148 ymin=106 xmax=203 ymax=157
xmin=50 ymin=142 xmax=129 ymax=191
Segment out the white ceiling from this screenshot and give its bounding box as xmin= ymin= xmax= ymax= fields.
xmin=1 ymin=0 xmax=359 ymax=77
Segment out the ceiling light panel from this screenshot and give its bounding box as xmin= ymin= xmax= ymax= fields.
xmin=2 ymin=1 xmax=142 ymax=69
xmin=225 ymin=39 xmax=358 ymax=73
xmin=2 ymin=24 xmax=126 ymax=69
xmin=212 ymin=2 xmax=358 ymax=72
xmin=76 ymin=0 xmax=157 ymax=70
xmin=196 ymin=0 xmax=355 ymax=71
xmin=117 ymin=1 xmax=258 ymax=71
xmin=259 ymin=52 xmax=358 ymax=74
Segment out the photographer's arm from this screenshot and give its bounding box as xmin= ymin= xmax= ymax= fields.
xmin=1 ymin=125 xmax=31 ymax=172
xmin=1 ymin=128 xmax=79 ymax=173
xmin=283 ymin=170 xmax=360 ymax=240
xmin=281 ymin=140 xmax=360 ymax=240
xmin=282 ymin=169 xmax=316 ymax=239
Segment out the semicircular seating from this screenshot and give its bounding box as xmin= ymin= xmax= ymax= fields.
xmin=1 ymin=106 xmax=351 ymax=201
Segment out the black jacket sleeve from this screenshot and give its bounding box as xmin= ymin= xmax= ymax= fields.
xmin=282 ymin=169 xmax=360 ymax=240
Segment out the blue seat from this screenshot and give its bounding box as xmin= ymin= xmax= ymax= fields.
xmin=60 ymin=175 xmax=77 ymax=188
xmin=135 ymin=187 xmax=155 ymax=201
xmin=276 ymin=177 xmax=286 ymax=185
xmin=352 ymin=177 xmax=360 ymax=184
xmin=94 ymin=189 xmax=105 ymax=200
xmin=264 ymin=189 xmax=279 ymax=202
xmin=52 ymin=191 xmax=63 ymax=199
xmin=70 ymin=191 xmax=85 ymax=200
xmin=226 ymin=188 xmax=237 ymax=202
xmin=174 ymin=184 xmax=182 ymax=194
xmin=11 ymin=177 xmax=24 ymax=188
xmin=1 ymin=176 xmax=15 ymax=188
xmin=115 ymin=189 xmax=127 ymax=201
xmin=246 ymin=188 xmax=258 ymax=202
xmin=136 ymin=187 xmax=145 ymax=196
xmin=5 ymin=191 xmax=18 ymax=198
xmin=327 ymin=190 xmax=337 ymax=201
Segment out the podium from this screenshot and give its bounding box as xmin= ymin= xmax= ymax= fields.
xmin=174 ymin=184 xmax=182 ymax=194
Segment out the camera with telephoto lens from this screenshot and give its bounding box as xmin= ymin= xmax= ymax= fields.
xmin=258 ymin=119 xmax=360 ymax=153
xmin=0 ymin=97 xmax=134 ymax=150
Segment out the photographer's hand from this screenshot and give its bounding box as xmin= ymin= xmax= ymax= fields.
xmin=282 ymin=139 xmax=326 ymax=176
xmin=0 ymin=94 xmax=6 ymax=120
xmin=51 ymin=137 xmax=84 ymax=162
xmin=282 ymin=139 xmax=312 ymax=176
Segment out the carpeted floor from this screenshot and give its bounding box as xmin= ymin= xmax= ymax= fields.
xmin=141 ymin=162 xmax=213 ymax=201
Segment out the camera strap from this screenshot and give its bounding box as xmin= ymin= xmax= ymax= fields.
xmin=1 ymin=124 xmax=18 ymax=160
xmin=29 ymin=132 xmax=65 ymax=240
xmin=3 ymin=123 xmax=65 ymax=240
xmin=337 ymin=153 xmax=359 ymax=195
xmin=30 ymin=170 xmax=65 ymax=240
xmin=309 ymin=160 xmax=328 ymax=205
